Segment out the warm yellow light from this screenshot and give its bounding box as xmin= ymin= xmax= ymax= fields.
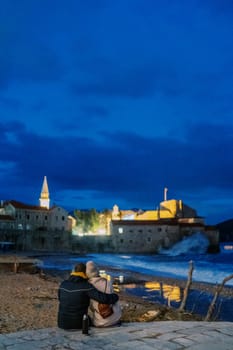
xmin=145 ymin=281 xmax=181 ymax=302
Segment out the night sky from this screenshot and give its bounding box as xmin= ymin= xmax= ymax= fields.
xmin=1 ymin=0 xmax=233 ymax=224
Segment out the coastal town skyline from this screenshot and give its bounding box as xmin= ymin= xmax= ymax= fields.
xmin=0 ymin=175 xmax=230 ymax=226
xmin=1 ymin=1 xmax=233 ymax=224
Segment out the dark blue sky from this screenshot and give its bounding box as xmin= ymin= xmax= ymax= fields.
xmin=1 ymin=0 xmax=233 ymax=224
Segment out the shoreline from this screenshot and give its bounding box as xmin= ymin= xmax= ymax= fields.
xmin=1 ymin=251 xmax=233 ymax=298
xmin=0 ymin=270 xmax=204 ymax=335
xmin=1 ymin=253 xmax=233 ymax=334
xmin=97 ymin=265 xmax=233 ymax=298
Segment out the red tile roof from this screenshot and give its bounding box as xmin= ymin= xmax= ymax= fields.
xmin=6 ymin=200 xmax=48 ymax=211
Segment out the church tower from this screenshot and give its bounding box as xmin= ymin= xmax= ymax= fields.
xmin=39 ymin=176 xmax=50 ymax=209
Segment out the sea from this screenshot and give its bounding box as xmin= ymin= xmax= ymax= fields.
xmin=37 ymin=232 xmax=233 ymax=321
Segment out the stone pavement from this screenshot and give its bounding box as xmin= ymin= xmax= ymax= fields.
xmin=0 ymin=322 xmax=233 ymax=350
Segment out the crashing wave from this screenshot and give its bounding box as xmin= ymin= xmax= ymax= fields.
xmin=159 ymin=232 xmax=209 ymax=256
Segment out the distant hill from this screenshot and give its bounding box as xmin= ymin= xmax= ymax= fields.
xmin=216 ymin=219 xmax=233 ymax=242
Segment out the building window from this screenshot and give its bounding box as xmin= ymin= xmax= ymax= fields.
xmin=36 ymin=215 xmax=39 ymax=220
xmin=62 ymin=216 xmax=65 ymax=221
xmin=147 ymin=237 xmax=151 ymax=242
xmin=138 ymin=229 xmax=142 ymax=233
xmin=45 ymin=216 xmax=48 ymax=220
xmin=27 ymin=215 xmax=30 ymax=220
xmin=129 ymin=229 xmax=133 ymax=233
xmin=129 ymin=239 xmax=133 ymax=243
xmin=158 ymin=227 xmax=162 ymax=232
xmin=118 ymin=227 xmax=123 ymax=234
xmin=148 ymin=229 xmax=152 ymax=233
xmin=120 ymin=239 xmax=124 ymax=243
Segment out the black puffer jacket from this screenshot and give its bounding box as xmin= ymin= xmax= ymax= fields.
xmin=58 ymin=275 xmax=119 ymax=329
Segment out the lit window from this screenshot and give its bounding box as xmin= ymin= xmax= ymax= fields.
xmin=118 ymin=227 xmax=123 ymax=234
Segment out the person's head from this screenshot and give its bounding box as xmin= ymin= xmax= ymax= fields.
xmin=86 ymin=260 xmax=99 ymax=278
xmin=73 ymin=262 xmax=86 ymax=274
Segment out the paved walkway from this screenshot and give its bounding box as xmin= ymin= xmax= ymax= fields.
xmin=0 ymin=322 xmax=232 ymax=350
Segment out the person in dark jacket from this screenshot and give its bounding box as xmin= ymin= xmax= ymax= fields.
xmin=57 ymin=262 xmax=119 ymax=330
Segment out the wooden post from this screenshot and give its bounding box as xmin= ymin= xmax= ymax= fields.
xmin=13 ymin=257 xmax=19 ymax=273
xmin=205 ymin=273 xmax=233 ymax=321
xmin=179 ymin=260 xmax=194 ymax=311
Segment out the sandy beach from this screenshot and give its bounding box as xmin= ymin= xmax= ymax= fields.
xmin=1 ymin=272 xmax=232 ymax=334
xmin=0 ymin=271 xmax=203 ymax=334
xmin=0 ymin=254 xmax=232 ymax=334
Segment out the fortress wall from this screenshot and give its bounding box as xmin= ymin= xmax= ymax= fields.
xmin=110 ymin=221 xmax=182 ymax=253
xmin=0 ymin=229 xmax=72 ymax=252
xmin=110 ymin=221 xmax=219 ymax=254
xmin=0 ymin=222 xmax=219 ymax=254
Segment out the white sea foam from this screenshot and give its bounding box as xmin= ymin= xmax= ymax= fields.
xmin=39 ymin=237 xmax=233 ymax=287
xmin=159 ymin=232 xmax=209 ymax=256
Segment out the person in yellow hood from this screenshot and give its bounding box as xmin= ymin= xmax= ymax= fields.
xmin=58 ymin=262 xmax=119 ymax=330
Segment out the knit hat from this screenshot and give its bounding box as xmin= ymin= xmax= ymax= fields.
xmin=73 ymin=263 xmax=86 ymax=273
xmin=86 ymin=260 xmax=99 ymax=278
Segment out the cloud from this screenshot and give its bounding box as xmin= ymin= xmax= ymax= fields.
xmin=0 ymin=97 xmax=22 ymax=110
xmin=1 ymin=120 xmax=233 ymax=212
xmin=0 ymin=3 xmax=65 ymax=89
xmin=200 ymin=0 xmax=233 ymax=14
xmin=68 ymin=0 xmax=233 ymax=119
xmin=70 ymin=60 xmax=183 ymax=99
xmin=1 ymin=1 xmax=233 ymax=223
xmin=80 ymin=105 xmax=109 ymax=118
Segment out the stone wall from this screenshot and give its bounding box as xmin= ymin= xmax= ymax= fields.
xmin=0 ymin=221 xmax=220 ymax=254
xmin=71 ymin=235 xmax=113 ymax=253
xmin=110 ymin=220 xmax=219 ymax=254
xmin=110 ymin=221 xmax=183 ymax=253
xmin=0 ymin=229 xmax=72 ymax=252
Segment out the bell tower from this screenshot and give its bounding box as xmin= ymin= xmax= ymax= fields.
xmin=39 ymin=176 xmax=50 ymax=209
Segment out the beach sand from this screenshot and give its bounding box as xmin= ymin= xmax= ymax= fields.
xmin=0 ymin=255 xmax=233 ymax=334
xmin=1 ymin=268 xmax=231 ymax=334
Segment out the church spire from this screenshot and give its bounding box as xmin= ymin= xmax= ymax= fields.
xmin=39 ymin=176 xmax=50 ymax=209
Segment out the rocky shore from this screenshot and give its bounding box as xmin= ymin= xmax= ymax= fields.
xmin=0 ymin=255 xmax=232 ymax=334
xmin=0 ymin=271 xmax=202 ymax=335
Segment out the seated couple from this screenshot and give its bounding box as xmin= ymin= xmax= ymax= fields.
xmin=57 ymin=261 xmax=121 ymax=330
